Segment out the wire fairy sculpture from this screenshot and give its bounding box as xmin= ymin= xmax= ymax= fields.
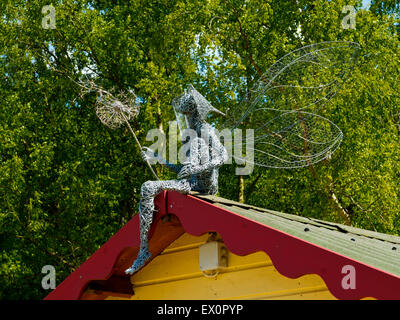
xmin=83 ymin=41 xmax=360 ymax=275
xmin=125 ymin=84 xmax=229 ymax=274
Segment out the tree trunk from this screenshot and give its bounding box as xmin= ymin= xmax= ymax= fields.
xmin=238 ymin=175 xmax=245 ymax=203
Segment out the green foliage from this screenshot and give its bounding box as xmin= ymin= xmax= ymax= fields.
xmin=0 ymin=0 xmax=399 ymax=299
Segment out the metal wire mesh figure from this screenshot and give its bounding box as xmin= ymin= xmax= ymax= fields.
xmin=225 ymin=41 xmax=361 ymax=169
xmin=125 ymin=85 xmax=228 ymax=274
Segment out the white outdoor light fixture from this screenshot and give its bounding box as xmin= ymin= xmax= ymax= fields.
xmin=199 ymin=241 xmax=228 ymax=277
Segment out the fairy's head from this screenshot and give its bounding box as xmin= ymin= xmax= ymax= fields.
xmin=172 ymin=85 xmax=225 ymax=126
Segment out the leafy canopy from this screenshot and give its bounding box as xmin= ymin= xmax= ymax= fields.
xmin=0 ymin=0 xmax=399 ymax=299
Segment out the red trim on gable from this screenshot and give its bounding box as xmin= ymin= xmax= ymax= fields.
xmin=45 ymin=191 xmax=400 ymax=300
xmin=44 ymin=191 xmax=182 ymax=300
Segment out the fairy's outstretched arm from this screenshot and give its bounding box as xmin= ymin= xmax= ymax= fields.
xmin=141 ymin=147 xmax=183 ymax=174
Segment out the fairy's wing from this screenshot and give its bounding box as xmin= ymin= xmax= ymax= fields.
xmin=226 ymin=41 xmax=361 ymax=168
xmin=231 ymin=111 xmax=343 ymax=168
xmin=227 ymin=41 xmax=361 ymax=128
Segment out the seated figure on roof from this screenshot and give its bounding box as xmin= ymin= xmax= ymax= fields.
xmin=125 ymin=84 xmax=228 ymax=274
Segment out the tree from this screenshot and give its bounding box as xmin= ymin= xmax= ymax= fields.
xmin=0 ymin=0 xmax=399 ymax=299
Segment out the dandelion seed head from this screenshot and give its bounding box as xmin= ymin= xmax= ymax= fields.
xmin=95 ymin=92 xmax=140 ymax=129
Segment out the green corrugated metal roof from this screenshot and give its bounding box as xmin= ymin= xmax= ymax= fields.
xmin=193 ymin=193 xmax=400 ymax=277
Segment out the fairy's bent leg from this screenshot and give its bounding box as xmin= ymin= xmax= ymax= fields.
xmin=125 ymin=179 xmax=191 ymax=274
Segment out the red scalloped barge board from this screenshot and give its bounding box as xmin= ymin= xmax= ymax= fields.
xmin=45 ymin=191 xmax=400 ymax=300
xmin=167 ymin=192 xmax=400 ymax=300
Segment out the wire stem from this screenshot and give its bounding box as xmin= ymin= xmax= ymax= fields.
xmin=120 ymin=112 xmax=160 ymax=181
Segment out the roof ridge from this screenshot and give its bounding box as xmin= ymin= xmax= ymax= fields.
xmin=191 ymin=193 xmax=400 ymax=245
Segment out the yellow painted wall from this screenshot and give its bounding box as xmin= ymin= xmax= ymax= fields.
xmin=100 ymin=232 xmax=336 ymax=300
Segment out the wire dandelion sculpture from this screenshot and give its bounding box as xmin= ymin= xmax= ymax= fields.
xmin=76 ymin=78 xmax=159 ymax=180
xmin=96 ymin=93 xmax=139 ymax=130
